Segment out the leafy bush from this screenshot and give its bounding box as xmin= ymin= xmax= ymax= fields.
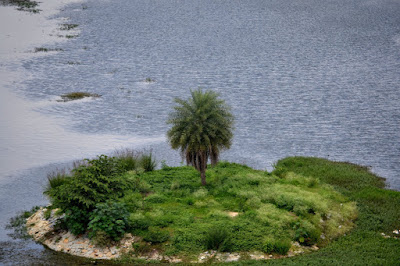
xmin=143 ymin=226 xmax=170 ymax=243
xmin=88 ymin=202 xmax=130 ymax=241
xmin=45 ymin=155 xmax=133 ymax=212
xmin=63 ymin=206 xmax=90 ymax=235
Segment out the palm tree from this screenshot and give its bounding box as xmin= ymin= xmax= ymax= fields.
xmin=167 ymin=89 xmax=234 ymax=185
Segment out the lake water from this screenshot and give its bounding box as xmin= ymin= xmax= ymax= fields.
xmin=1 ymin=0 xmax=400 ymax=263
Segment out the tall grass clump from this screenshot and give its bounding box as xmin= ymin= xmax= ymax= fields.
xmin=205 ymin=225 xmax=232 ymax=251
xmin=140 ymin=152 xmax=157 ymax=172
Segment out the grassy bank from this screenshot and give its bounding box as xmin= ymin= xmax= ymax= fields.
xmin=233 ymin=157 xmax=400 ymax=265
xmin=40 ymin=152 xmax=397 ymax=263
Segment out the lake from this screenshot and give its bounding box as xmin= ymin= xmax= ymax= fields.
xmin=1 ymin=0 xmax=399 ymax=263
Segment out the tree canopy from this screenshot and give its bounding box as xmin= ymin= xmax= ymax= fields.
xmin=167 ymin=88 xmax=234 ymax=185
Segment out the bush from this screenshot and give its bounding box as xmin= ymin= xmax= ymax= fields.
xmin=44 ymin=155 xmax=133 ymax=212
xmin=292 ymin=220 xmax=320 ymax=245
xmin=130 ymin=213 xmax=151 ymax=230
xmin=204 ymin=225 xmax=232 ymax=251
xmin=273 ymin=239 xmax=292 ymax=255
xmin=63 ymin=206 xmax=90 ymax=235
xmin=143 ymin=226 xmax=170 ymax=243
xmin=88 ymin=202 xmax=130 ymax=241
xmin=120 ymin=192 xmax=143 ymax=212
xmin=262 ymin=239 xmax=275 ymax=253
xmin=145 ymin=193 xmax=167 ymax=204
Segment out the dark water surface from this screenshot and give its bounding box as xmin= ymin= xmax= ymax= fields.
xmin=1 ymin=0 xmax=400 ymax=263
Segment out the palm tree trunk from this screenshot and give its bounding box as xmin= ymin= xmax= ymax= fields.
xmin=200 ymin=170 xmax=207 ymax=186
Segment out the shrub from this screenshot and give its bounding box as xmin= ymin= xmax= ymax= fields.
xmin=263 ymin=239 xmax=275 ymax=253
xmin=130 ymin=213 xmax=151 ymax=230
xmin=145 ymin=193 xmax=167 ymax=204
xmin=44 ymin=155 xmax=133 ymax=212
xmin=204 ymin=225 xmax=232 ymax=251
xmin=120 ymin=192 xmax=143 ymax=212
xmin=143 ymin=226 xmax=170 ymax=243
xmin=273 ymin=239 xmax=292 ymax=255
xmin=88 ymin=202 xmax=130 ymax=241
xmin=292 ymin=220 xmax=320 ymax=245
xmin=91 ymin=230 xmax=111 ymax=247
xmin=63 ymin=206 xmax=90 ymax=235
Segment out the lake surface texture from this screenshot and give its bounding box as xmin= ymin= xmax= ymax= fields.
xmin=1 ymin=0 xmax=400 ymax=263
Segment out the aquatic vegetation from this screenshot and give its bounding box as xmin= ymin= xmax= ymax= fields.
xmin=144 ymin=77 xmax=155 ymax=83
xmin=59 ymin=92 xmax=100 ymax=101
xmin=65 ymin=35 xmax=79 ymax=39
xmin=59 ymin=24 xmax=79 ymax=31
xmin=34 ymin=47 xmax=63 ymax=53
xmin=66 ymin=61 xmax=81 ymax=65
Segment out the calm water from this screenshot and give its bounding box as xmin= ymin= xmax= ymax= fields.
xmin=1 ymin=0 xmax=400 ymax=263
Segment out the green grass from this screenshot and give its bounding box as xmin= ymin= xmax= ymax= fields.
xmin=113 ymin=161 xmax=358 ymax=259
xmin=233 ymin=156 xmax=400 ymax=265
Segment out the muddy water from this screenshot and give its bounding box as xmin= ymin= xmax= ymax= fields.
xmin=1 ymin=0 xmax=400 ymax=263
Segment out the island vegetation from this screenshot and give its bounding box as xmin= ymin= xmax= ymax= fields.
xmin=15 ymin=89 xmax=400 ymax=264
xmin=59 ymin=92 xmax=101 ymax=102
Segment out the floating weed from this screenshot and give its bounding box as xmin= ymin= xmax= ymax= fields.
xmin=59 ymin=92 xmax=101 ymax=102
xmin=34 ymin=47 xmax=63 ymax=53
xmin=66 ymin=61 xmax=81 ymax=65
xmin=144 ymin=77 xmax=156 ymax=83
xmin=60 ymin=24 xmax=79 ymax=30
xmin=65 ymin=35 xmax=79 ymax=39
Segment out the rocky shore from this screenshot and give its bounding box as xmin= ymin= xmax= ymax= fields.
xmin=26 ymin=207 xmax=320 ymax=262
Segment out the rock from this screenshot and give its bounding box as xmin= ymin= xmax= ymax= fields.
xmin=228 ymin=212 xmax=239 ymax=218
xmin=249 ymin=252 xmax=267 ymax=260
xmin=311 ymin=245 xmax=319 ymax=251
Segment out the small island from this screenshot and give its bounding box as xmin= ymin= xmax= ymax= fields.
xmin=20 ymin=89 xmax=400 ymax=264
xmin=59 ymin=92 xmax=101 ymax=102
